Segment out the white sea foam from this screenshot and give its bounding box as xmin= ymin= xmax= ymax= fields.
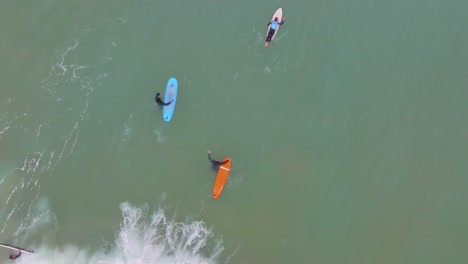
xmin=0 ymin=16 xmax=125 ymax=259
xmin=10 ymin=202 xmax=225 ymax=264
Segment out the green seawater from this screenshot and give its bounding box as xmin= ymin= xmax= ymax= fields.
xmin=0 ymin=0 xmax=467 ymax=263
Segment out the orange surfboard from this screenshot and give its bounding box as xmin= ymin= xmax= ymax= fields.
xmin=212 ymin=158 xmax=232 ymax=200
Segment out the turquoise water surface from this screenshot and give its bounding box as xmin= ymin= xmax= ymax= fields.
xmin=0 ymin=0 xmax=467 ymax=263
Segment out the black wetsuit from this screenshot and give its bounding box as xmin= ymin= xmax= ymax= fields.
xmin=155 ymin=94 xmax=171 ymax=106
xmin=9 ymin=252 xmax=21 ymax=260
xmin=208 ymin=153 xmax=228 ymax=166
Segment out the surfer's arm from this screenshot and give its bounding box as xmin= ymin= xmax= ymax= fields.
xmin=267 ymin=21 xmax=272 ymax=26
xmin=164 ymin=99 xmax=175 ymax=105
xmin=208 ymin=154 xmax=222 ymax=165
xmin=280 ymin=17 xmax=285 ymax=25
xmin=156 ymin=99 xmax=171 ymax=106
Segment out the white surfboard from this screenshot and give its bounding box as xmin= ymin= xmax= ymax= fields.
xmin=0 ymin=243 xmax=35 ymax=254
xmin=265 ymin=8 xmax=283 ymax=47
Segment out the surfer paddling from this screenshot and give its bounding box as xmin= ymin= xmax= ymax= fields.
xmin=265 ymin=17 xmax=285 ymax=45
xmin=9 ymin=250 xmax=21 ymax=260
xmin=155 ymin=93 xmax=173 ymax=106
xmin=208 ymin=150 xmax=229 ymax=167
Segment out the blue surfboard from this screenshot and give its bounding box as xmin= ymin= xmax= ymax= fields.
xmin=163 ymin=77 xmax=178 ymax=122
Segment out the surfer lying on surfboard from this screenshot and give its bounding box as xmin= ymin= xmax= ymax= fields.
xmin=155 ymin=93 xmax=173 ymax=106
xmin=266 ymin=17 xmax=285 ymax=43
xmin=208 ymin=150 xmax=229 ymax=167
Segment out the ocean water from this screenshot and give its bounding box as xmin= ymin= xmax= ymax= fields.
xmin=0 ymin=0 xmax=467 ymax=263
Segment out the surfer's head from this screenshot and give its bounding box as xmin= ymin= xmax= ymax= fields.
xmin=274 ymin=17 xmax=278 ymax=21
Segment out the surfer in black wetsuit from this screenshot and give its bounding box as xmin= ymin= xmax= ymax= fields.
xmin=208 ymin=150 xmax=228 ymax=167
xmin=266 ymin=17 xmax=286 ymax=43
xmin=9 ymin=250 xmax=21 ymax=260
xmin=155 ymin=93 xmax=173 ymax=106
